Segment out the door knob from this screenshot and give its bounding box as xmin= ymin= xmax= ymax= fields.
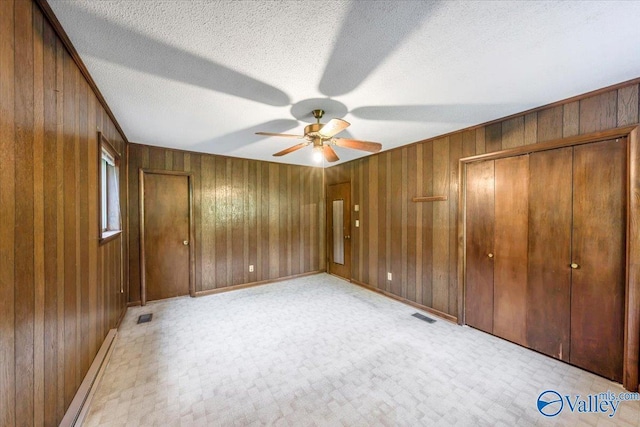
xmin=570 ymin=263 xmax=579 ymax=269
xmin=487 ymin=253 xmax=494 ymax=258
xmin=183 ymin=240 xmax=189 ymax=246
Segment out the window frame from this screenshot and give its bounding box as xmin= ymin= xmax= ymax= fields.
xmin=98 ymin=132 xmax=122 ymax=244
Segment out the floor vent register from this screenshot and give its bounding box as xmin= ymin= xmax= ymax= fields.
xmin=412 ymin=312 xmax=436 ymax=324
xmin=137 ymin=313 xmax=153 ymax=324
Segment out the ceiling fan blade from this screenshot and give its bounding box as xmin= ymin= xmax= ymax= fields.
xmin=256 ymin=132 xmax=304 ymax=139
xmin=333 ymin=138 xmax=382 ymax=153
xmin=323 ymin=145 xmax=340 ymax=163
xmin=273 ymin=142 xmax=309 ymax=157
xmin=319 ymin=118 xmax=350 ymax=138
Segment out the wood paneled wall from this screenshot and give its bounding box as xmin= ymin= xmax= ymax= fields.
xmin=0 ymin=1 xmax=128 ymax=425
xmin=326 ymin=81 xmax=640 ymax=319
xmin=127 ymin=144 xmax=325 ymax=303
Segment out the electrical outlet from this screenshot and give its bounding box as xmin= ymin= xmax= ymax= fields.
xmin=355 ymin=219 xmax=360 ymax=227
xmin=249 ymin=265 xmax=254 ymax=272
xmin=354 ymin=204 xmax=360 ymax=212
xmin=387 ymin=272 xmax=392 ymax=281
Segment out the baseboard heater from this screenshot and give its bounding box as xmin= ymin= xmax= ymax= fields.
xmin=59 ymin=329 xmax=118 ymax=427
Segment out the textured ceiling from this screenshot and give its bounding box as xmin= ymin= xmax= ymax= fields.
xmin=49 ymin=0 xmax=640 ymax=167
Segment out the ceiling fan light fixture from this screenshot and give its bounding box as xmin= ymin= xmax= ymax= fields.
xmin=313 ymin=146 xmax=324 ymax=163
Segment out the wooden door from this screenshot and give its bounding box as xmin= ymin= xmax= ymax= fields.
xmin=142 ymin=172 xmax=192 ymax=302
xmin=465 ymin=160 xmax=495 ymax=333
xmin=327 ymin=183 xmax=351 ymax=280
xmin=493 ymin=156 xmax=529 ymax=346
xmin=570 ymin=138 xmax=626 ymax=382
xmin=526 ymin=147 xmax=573 ymax=361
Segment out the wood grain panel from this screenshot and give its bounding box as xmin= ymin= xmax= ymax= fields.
xmin=421 ymin=141 xmax=433 ymax=307
xmin=462 ymin=130 xmax=476 ymax=158
xmin=362 ymin=160 xmax=370 ymax=284
xmin=618 ymin=85 xmax=639 ymax=127
xmin=368 ymin=156 xmax=379 ymax=287
xmin=248 ymin=161 xmax=258 ymax=283
xmin=290 ymin=165 xmax=301 ymax=276
xmin=377 ymin=154 xmax=387 ymax=290
xmin=390 ymin=150 xmax=403 ymax=296
xmin=579 ymin=91 xmax=617 ymax=134
xmin=563 ymin=101 xmax=580 ymax=137
xmin=0 ymin=1 xmax=17 ymax=425
xmin=191 ymin=153 xmax=202 ymax=291
xmin=200 ymin=155 xmax=215 ymax=289
xmin=215 ymin=156 xmax=228 ymax=285
xmin=527 ymin=147 xmax=572 ymax=360
xmin=42 ymin=16 xmax=59 ymax=426
xmin=385 ymin=154 xmax=391 ymax=292
xmin=501 ymin=116 xmax=524 ymax=149
xmin=400 ymin=150 xmax=408 ymax=297
xmin=232 ymin=159 xmax=245 ymax=285
xmin=524 ymin=112 xmax=537 ymax=145
xmin=406 ymin=146 xmax=417 ymax=301
xmin=414 ymin=145 xmax=423 ymax=304
xmin=537 ymin=105 xmax=563 ymax=142
xmin=571 ymin=138 xmax=626 ymax=382
xmin=15 ymin=1 xmax=36 ymax=421
xmin=268 ymin=163 xmax=280 ymax=279
xmin=485 ymin=123 xmax=502 ymax=153
xmin=475 ymin=127 xmax=486 ymax=154
xmin=493 ymin=155 xmax=529 ymax=346
xmin=432 ymin=138 xmax=449 ymax=313
xmin=464 ymin=160 xmax=494 ymax=333
xmin=33 ymin=9 xmax=46 ymax=425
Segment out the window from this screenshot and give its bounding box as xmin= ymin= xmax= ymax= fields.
xmin=99 ymin=132 xmax=121 ymax=241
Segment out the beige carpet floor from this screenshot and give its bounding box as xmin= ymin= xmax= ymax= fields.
xmin=83 ymin=273 xmax=640 ymax=426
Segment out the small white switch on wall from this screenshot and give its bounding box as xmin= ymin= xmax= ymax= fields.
xmin=387 ymin=272 xmax=392 ymax=281
xmin=354 ymin=204 xmax=359 ymax=212
xmin=355 ymin=220 xmax=360 ymax=227
xmin=249 ymin=265 xmax=254 ymax=272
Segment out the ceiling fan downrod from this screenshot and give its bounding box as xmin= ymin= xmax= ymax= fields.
xmin=311 ymin=109 xmax=324 ymax=124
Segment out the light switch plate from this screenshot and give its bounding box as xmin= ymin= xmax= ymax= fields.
xmin=354 ymin=204 xmax=359 ymax=212
xmin=355 ymin=220 xmax=360 ymax=227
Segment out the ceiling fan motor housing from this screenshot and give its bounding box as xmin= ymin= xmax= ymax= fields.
xmin=304 ymin=123 xmax=324 ymax=138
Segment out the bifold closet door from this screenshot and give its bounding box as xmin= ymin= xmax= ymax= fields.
xmin=493 ymin=156 xmax=529 ymax=346
xmin=570 ymin=138 xmax=626 ymax=382
xmin=526 ymin=147 xmax=573 ymax=361
xmin=465 ymin=160 xmax=495 ymax=333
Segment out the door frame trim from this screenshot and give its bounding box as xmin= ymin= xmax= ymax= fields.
xmin=458 ymin=124 xmax=640 ymax=391
xmin=139 ymin=169 xmax=196 ymax=305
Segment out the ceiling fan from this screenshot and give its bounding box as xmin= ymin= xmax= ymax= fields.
xmin=256 ymin=109 xmax=382 ymax=163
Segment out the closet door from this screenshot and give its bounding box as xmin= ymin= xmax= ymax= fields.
xmin=465 ymin=160 xmax=495 ymax=333
xmin=526 ymin=147 xmax=573 ymax=361
xmin=570 ymin=138 xmax=626 ymax=382
xmin=493 ymin=156 xmax=529 ymax=346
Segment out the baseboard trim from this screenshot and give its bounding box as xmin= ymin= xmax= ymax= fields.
xmin=127 ymin=301 xmax=141 ymax=307
xmin=350 ymin=279 xmax=458 ymax=324
xmin=195 ymin=270 xmax=325 ymax=297
xmin=59 ymin=329 xmax=118 ymax=427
